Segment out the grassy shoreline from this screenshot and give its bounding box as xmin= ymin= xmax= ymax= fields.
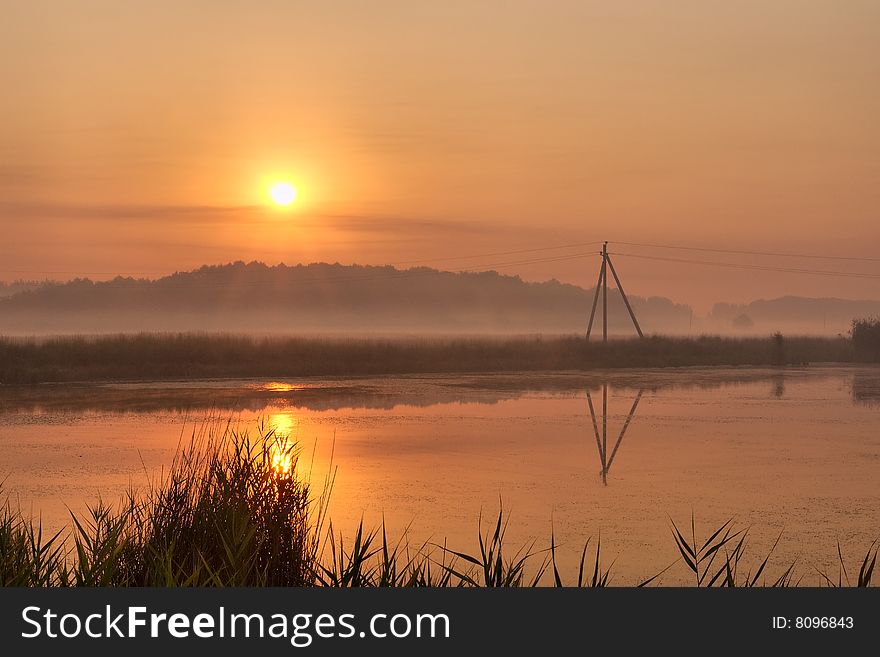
xmin=0 ymin=333 xmax=865 ymax=384
xmin=1 ymin=420 xmax=876 ymax=588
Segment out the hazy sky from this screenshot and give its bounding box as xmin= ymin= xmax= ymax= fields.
xmin=1 ymin=1 xmax=878 ymax=310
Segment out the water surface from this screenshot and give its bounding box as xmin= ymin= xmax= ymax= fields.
xmin=1 ymin=366 xmax=878 ymax=584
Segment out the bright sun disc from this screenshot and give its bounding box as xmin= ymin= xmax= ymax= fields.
xmin=270 ymin=182 xmax=297 ymax=206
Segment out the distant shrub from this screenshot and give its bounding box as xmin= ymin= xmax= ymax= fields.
xmin=851 ymin=317 xmax=880 ymax=362
xmin=771 ymin=331 xmax=785 ymax=365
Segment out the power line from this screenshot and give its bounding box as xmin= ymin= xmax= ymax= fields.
xmin=5 ymin=238 xmax=877 ymax=281
xmin=3 ymin=236 xmax=879 ymax=292
xmin=0 ymin=241 xmax=604 ymax=279
xmin=273 ymin=251 xmax=601 ymax=288
xmin=1 ymin=251 xmax=602 ymax=292
xmin=0 ymin=270 xmax=170 ymax=277
xmin=613 ymin=240 xmax=880 ymax=263
xmin=609 ymin=251 xmax=880 ymax=280
xmin=389 ymin=241 xmax=603 ymax=266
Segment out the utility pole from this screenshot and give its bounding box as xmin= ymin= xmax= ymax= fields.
xmin=602 ymin=242 xmax=608 ymax=343
xmin=585 ymin=252 xmax=605 ymax=339
xmin=586 ymin=241 xmax=644 ymax=341
xmin=606 ymin=252 xmax=643 ymax=338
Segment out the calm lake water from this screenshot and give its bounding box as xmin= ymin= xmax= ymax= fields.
xmin=2 ymin=366 xmax=879 ymax=584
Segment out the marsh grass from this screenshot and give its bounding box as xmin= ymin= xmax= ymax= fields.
xmin=550 ymin=530 xmax=614 ymax=587
xmin=0 ymin=498 xmax=67 ymax=586
xmin=0 ymin=333 xmax=857 ymax=384
xmin=0 ymin=421 xmax=876 ymax=587
xmin=2 ymin=420 xmax=320 ymax=586
xmin=815 ymin=541 xmax=878 ymax=588
xmin=437 ymin=506 xmax=549 ymax=587
xmin=667 ymin=515 xmax=799 ymax=587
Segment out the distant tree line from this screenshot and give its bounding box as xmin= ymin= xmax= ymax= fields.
xmin=0 ymin=261 xmax=693 ymax=334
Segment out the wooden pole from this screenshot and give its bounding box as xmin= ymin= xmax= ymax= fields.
xmin=602 ymin=242 xmax=608 ymax=343
xmin=586 ymin=389 xmax=603 ymax=462
xmin=586 ymin=255 xmax=605 ymax=339
xmin=605 ymin=253 xmax=644 ymax=338
xmin=601 ymin=383 xmax=608 ymax=484
xmin=606 ymin=389 xmax=643 ymax=471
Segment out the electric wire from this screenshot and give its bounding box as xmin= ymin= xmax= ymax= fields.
xmin=612 ymin=240 xmax=880 ymax=263
xmin=609 ymin=251 xmax=880 ymax=280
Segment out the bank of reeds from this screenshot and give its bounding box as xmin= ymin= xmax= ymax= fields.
xmin=0 ymin=421 xmax=875 ymax=588
xmin=0 ymin=333 xmax=859 ymax=384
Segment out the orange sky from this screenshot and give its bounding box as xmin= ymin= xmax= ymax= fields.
xmin=1 ymin=1 xmax=878 ymax=311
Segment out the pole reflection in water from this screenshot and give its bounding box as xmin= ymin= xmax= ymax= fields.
xmin=586 ymin=384 xmax=644 ymax=485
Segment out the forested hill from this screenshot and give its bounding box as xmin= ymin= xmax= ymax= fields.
xmin=0 ymin=261 xmax=691 ymax=334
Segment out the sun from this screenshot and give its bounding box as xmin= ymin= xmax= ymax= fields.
xmin=269 ymin=181 xmax=297 ymax=206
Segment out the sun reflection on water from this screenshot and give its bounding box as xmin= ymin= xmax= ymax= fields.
xmin=271 ymin=449 xmax=294 ymax=476
xmin=264 ymin=382 xmax=302 ymax=393
xmin=270 ymin=412 xmax=298 ymax=436
xmin=268 ymin=412 xmax=299 ymax=476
